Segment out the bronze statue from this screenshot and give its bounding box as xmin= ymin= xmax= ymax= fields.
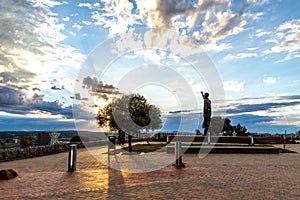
xmin=201 ymin=91 xmax=211 ymax=136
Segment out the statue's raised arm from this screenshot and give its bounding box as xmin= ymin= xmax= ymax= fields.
xmin=201 ymin=91 xmax=204 ymax=99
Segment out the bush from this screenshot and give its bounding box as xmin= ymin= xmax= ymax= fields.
xmin=20 ymin=139 xmax=29 ymax=148
xmin=24 ymin=135 xmax=35 ymax=146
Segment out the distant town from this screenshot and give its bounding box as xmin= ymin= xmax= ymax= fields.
xmin=1 ymin=130 xmax=300 ymax=150
xmin=0 ymin=131 xmax=75 ymax=149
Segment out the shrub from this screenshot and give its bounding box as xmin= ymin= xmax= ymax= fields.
xmin=24 ymin=135 xmax=35 ymax=146
xmin=20 ymin=139 xmax=29 ymax=148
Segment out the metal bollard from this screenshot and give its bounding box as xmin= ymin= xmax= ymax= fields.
xmin=68 ymin=144 xmax=77 ymax=172
xmin=166 ymin=136 xmax=170 ymax=144
xmin=249 ymin=135 xmax=254 ymax=145
xmin=175 ymin=141 xmax=183 ymax=168
xmin=108 ymin=136 xmax=116 ymax=154
xmin=207 ymin=132 xmax=211 ymax=145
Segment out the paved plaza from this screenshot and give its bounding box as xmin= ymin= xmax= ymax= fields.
xmin=1 ymin=143 xmax=300 ymax=199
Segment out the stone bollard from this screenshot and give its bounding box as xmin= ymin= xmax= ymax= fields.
xmin=68 ymin=144 xmax=77 ymax=172
xmin=175 ymin=141 xmax=183 ymax=168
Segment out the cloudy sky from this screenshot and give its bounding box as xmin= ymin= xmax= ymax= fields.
xmin=0 ymin=0 xmax=299 ymax=133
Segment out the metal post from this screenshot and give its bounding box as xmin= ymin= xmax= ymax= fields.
xmin=166 ymin=136 xmax=170 ymax=144
xmin=249 ymin=135 xmax=254 ymax=145
xmin=108 ymin=136 xmax=116 ymax=154
xmin=107 ymin=143 xmax=111 ymax=168
xmin=207 ymin=132 xmax=211 ymax=145
xmin=68 ymin=144 xmax=77 ymax=172
xmin=283 ymin=130 xmax=286 ymax=150
xmin=175 ymin=141 xmax=183 ymax=168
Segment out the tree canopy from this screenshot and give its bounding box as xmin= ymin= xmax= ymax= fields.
xmin=210 ymin=116 xmax=248 ymax=136
xmin=233 ymin=123 xmax=248 ymax=136
xmin=96 ymin=93 xmax=162 ymax=136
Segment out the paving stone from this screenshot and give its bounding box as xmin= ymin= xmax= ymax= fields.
xmin=1 ymin=144 xmax=300 ymax=199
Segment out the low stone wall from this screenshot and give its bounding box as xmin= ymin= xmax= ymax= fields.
xmin=163 ymin=135 xmax=294 ymax=144
xmin=166 ymin=146 xmax=280 ymax=154
xmin=0 ymin=140 xmax=107 ymax=162
xmin=0 ymin=144 xmax=69 ymax=162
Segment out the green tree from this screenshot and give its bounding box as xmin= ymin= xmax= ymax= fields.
xmin=145 ymin=105 xmax=162 ymax=133
xmin=233 ymin=123 xmax=247 ymax=136
xmin=210 ymin=117 xmax=248 ymax=136
xmin=24 ymin=134 xmax=35 ymax=146
xmin=210 ymin=117 xmax=232 ymax=136
xmin=96 ymin=93 xmax=162 ymax=152
xmin=222 ymin=118 xmax=234 ymax=136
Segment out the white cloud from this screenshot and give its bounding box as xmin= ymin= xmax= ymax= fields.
xmin=62 ymin=17 xmax=70 ymax=22
xmin=247 ymin=0 xmax=269 ymax=5
xmin=31 ymin=0 xmax=65 ymax=8
xmin=255 ymin=29 xmax=271 ymax=38
xmin=223 ymin=81 xmax=245 ymax=92
xmin=244 ymin=12 xmax=264 ymax=21
xmin=82 ymin=20 xmax=92 ymax=26
xmin=276 ymin=52 xmax=300 ymax=63
xmin=72 ymin=23 xmax=83 ymax=30
xmin=199 ymin=9 xmax=248 ymax=42
xmin=224 ymin=52 xmax=257 ymax=61
xmin=0 ymin=0 xmax=85 ymax=107
xmin=78 ymin=2 xmax=100 ymax=9
xmin=91 ymin=0 xmax=264 ymax=52
xmin=247 ymin=47 xmax=257 ymax=51
xmin=263 ymin=76 xmax=278 ymax=84
xmin=90 ymin=0 xmax=138 ymax=37
xmin=267 ymin=104 xmax=300 ymax=127
xmin=202 ymin=42 xmax=232 ymax=52
xmin=265 ymin=38 xmax=277 ymax=43
xmin=278 ymin=19 xmax=300 ymax=31
xmin=264 ymin=19 xmax=300 ymax=61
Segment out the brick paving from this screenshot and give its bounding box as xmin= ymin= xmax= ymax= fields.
xmin=1 ymin=144 xmax=300 ymax=199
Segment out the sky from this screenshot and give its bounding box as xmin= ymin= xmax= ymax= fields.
xmin=0 ymin=0 xmax=299 ymax=134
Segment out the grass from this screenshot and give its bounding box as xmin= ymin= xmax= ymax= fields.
xmin=189 ymin=143 xmax=273 ymax=147
xmin=121 ymin=143 xmax=166 ymax=153
xmin=119 ymin=143 xmax=298 ymax=154
xmin=279 ymin=148 xmax=297 ymax=153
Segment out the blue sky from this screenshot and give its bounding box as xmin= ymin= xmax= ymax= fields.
xmin=0 ymin=0 xmax=299 ymax=133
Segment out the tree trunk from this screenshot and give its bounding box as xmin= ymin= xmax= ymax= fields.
xmin=128 ymin=134 xmax=133 ymax=152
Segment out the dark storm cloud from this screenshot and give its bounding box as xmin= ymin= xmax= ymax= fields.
xmin=169 ymin=110 xmax=192 ymax=114
xmin=82 ymin=76 xmax=120 ymax=95
xmin=228 ymin=114 xmax=297 ymax=133
xmin=0 ymin=69 xmax=36 ymax=84
xmin=0 ymin=85 xmax=73 ymax=118
xmin=0 ymin=86 xmax=26 ymax=106
xmin=32 ymin=101 xmax=73 ymax=118
xmin=276 ymin=95 xmax=300 ymax=100
xmin=51 ymin=86 xmax=61 ymax=90
xmin=226 ymin=101 xmax=300 ymax=114
xmin=229 ymin=114 xmax=274 ymax=125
